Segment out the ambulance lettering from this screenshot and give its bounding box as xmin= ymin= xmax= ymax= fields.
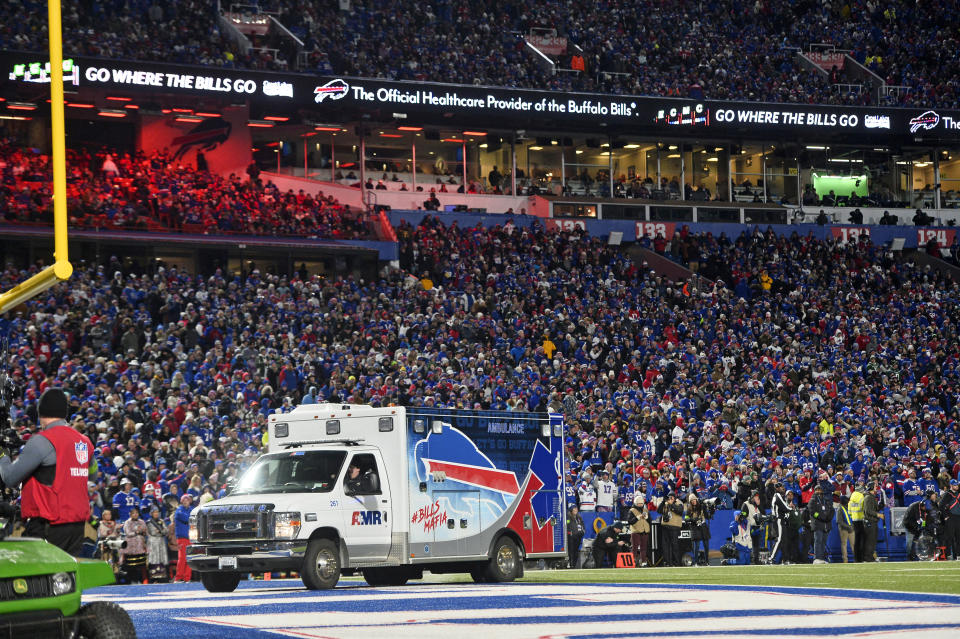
xmin=351 ymin=511 xmax=384 ymax=525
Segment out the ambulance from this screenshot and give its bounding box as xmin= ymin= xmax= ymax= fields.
xmin=186 ymin=404 xmax=566 ymax=591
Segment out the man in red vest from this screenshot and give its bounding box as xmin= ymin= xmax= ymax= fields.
xmin=0 ymin=388 xmax=95 ymax=555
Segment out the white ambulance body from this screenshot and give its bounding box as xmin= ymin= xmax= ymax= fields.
xmin=187 ymin=403 xmax=565 ymax=591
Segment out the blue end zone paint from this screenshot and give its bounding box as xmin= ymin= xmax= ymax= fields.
xmin=86 ymin=580 xmax=960 ymax=639
xmin=565 ymin=625 xmax=960 ymax=639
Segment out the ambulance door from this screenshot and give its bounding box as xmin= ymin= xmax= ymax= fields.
xmin=342 ymin=451 xmax=393 ymax=562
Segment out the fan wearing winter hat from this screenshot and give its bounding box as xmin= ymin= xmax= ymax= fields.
xmin=0 ymin=388 xmax=96 ymax=555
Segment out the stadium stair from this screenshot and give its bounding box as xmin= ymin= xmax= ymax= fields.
xmin=627 ymin=245 xmax=699 ymax=284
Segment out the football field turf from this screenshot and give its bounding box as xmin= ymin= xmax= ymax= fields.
xmin=89 ymin=572 xmax=960 ymax=638
xmin=518 ymin=562 xmax=960 ymax=595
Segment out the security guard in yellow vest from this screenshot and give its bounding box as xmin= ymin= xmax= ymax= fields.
xmin=848 ymin=483 xmax=866 ymax=562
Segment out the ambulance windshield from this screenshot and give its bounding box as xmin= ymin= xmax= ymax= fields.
xmin=232 ymin=450 xmax=348 ymax=494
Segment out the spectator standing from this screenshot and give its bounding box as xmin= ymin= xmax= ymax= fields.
xmin=487 ymin=166 xmax=502 ymax=191
xmin=122 ymin=507 xmax=148 ymax=584
xmin=809 ymin=484 xmax=834 ymax=564
xmin=113 ymin=478 xmax=137 ymax=522
xmin=742 ymin=491 xmax=764 ymax=563
xmin=862 ymin=481 xmax=884 ymax=562
xmin=146 ymin=507 xmax=170 ymax=581
xmin=837 ymin=495 xmax=855 ymax=563
xmin=578 ymin=475 xmax=597 ymax=512
xmin=174 ymin=495 xmax=194 ymax=582
xmin=566 ymin=506 xmax=585 ymax=569
xmin=627 ymin=496 xmax=650 ymax=566
xmin=595 ymin=470 xmax=617 ymax=512
xmin=939 ymin=480 xmax=960 ymax=560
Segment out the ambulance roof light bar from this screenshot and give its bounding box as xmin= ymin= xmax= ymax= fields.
xmin=280 ymin=439 xmax=366 ymax=449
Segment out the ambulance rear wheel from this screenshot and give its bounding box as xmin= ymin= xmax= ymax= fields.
xmin=302 ymin=539 xmax=341 ymax=590
xmin=484 ymin=537 xmax=519 ymax=582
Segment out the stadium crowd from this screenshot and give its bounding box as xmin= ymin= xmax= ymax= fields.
xmin=0 ymin=215 xmax=959 ymax=574
xmin=0 ymin=143 xmax=371 ymax=239
xmin=1 ymin=1 xmax=958 ymax=107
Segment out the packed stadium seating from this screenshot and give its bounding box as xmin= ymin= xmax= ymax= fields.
xmin=1 ymin=0 xmax=957 ymax=107
xmin=3 ymin=217 xmax=957 ymax=527
xmin=0 ymin=143 xmax=372 ymax=239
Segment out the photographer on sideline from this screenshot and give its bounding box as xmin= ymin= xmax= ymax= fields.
xmin=592 ymin=520 xmax=627 ymax=568
xmin=660 ymin=493 xmax=684 ymax=566
xmin=685 ymin=493 xmax=708 ymax=565
xmin=0 ymin=388 xmax=95 ymax=555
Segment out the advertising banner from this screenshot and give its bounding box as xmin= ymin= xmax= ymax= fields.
xmin=525 ymin=35 xmax=568 ymax=57
xmin=3 ymin=51 xmax=960 ymax=143
xmin=806 ymin=51 xmax=846 ymax=72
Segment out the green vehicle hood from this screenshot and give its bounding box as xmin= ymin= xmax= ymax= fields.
xmin=0 ymin=537 xmax=115 ymax=589
xmin=0 ymin=537 xmax=77 ymax=578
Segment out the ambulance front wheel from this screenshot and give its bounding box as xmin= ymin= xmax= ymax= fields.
xmin=302 ymin=539 xmax=341 ymax=590
xmin=484 ymin=537 xmax=520 ymax=582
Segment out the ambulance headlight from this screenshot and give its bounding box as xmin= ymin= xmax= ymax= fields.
xmin=189 ymin=513 xmax=198 ymax=542
xmin=274 ymin=512 xmax=301 ymax=539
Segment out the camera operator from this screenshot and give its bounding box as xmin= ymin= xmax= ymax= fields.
xmin=685 ymin=493 xmax=709 ymax=565
xmin=591 ymin=520 xmax=627 ymax=569
xmin=729 ymin=510 xmax=753 ymax=565
xmin=769 ymin=482 xmax=796 ymax=564
xmin=627 ymin=496 xmax=650 ymax=566
xmin=0 ymin=388 xmax=95 ymax=555
xmin=660 ymin=492 xmax=684 ymax=566
xmin=96 ymin=509 xmax=122 ymax=573
xmin=904 ymin=497 xmax=934 ymax=560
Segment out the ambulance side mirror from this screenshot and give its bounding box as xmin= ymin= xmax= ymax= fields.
xmin=362 ymin=473 xmax=380 ymax=494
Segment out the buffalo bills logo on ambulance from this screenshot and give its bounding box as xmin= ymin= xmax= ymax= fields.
xmin=909 ymin=110 xmax=940 ymax=133
xmin=314 ymin=79 xmax=349 ymax=103
xmin=415 ymin=424 xmax=520 ymax=496
xmin=74 ymin=442 xmax=88 ymax=465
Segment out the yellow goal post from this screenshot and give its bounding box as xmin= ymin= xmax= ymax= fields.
xmin=0 ymin=0 xmax=72 ymax=314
